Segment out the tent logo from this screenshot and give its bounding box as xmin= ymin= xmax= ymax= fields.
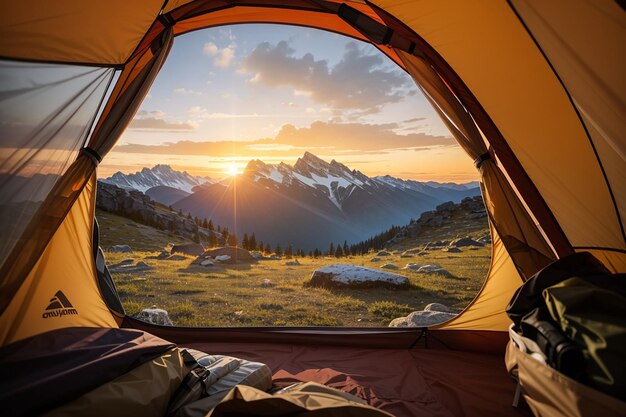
xmin=42 ymin=290 xmax=78 ymax=319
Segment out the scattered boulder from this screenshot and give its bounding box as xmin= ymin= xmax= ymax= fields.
xmin=250 ymin=251 xmax=264 ymax=260
xmin=402 ymin=248 xmax=423 ymax=255
xmin=417 ymin=264 xmax=455 ymax=278
xmin=171 ymin=243 xmax=205 ymax=256
xmin=478 ymin=235 xmax=492 ymax=244
xmin=370 ymin=257 xmax=381 ymax=262
xmin=307 ymin=264 xmax=409 ymax=289
xmin=195 ymin=246 xmax=256 ymax=265
xmin=380 ymin=263 xmax=399 ymax=270
xmin=166 ymin=254 xmax=187 ymax=261
xmin=267 ymin=254 xmax=281 ymax=260
xmin=425 ymin=303 xmax=457 ymax=313
xmin=261 ymin=279 xmax=273 ymax=287
xmin=135 ymin=306 xmax=173 ymax=326
xmin=442 ymin=247 xmax=462 ymax=253
xmin=376 ymin=250 xmax=391 ymax=256
xmin=157 ymin=251 xmax=170 ymax=259
xmin=388 ymin=303 xmax=459 ymax=327
xmin=109 ymin=244 xmax=132 ymax=253
xmin=400 ymin=252 xmax=413 ymax=258
xmin=109 ymin=260 xmax=153 ymax=273
xmin=403 ymin=263 xmax=422 ymax=270
xmin=200 ymin=259 xmax=215 ymax=267
xmin=449 ymin=237 xmax=484 ymax=247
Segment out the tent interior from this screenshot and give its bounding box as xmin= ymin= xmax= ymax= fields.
xmin=1 ymin=1 xmax=625 ymax=416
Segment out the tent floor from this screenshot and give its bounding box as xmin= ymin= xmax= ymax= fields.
xmin=181 ymin=341 xmax=533 ymax=417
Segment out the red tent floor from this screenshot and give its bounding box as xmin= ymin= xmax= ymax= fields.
xmin=181 ymin=341 xmax=533 ymax=417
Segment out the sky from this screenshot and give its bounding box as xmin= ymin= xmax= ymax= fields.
xmin=100 ymin=24 xmax=477 ymax=183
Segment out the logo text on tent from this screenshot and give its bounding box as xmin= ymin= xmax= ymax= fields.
xmin=42 ymin=290 xmax=78 ymax=319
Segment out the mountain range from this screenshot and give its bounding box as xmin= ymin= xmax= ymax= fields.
xmin=100 ymin=152 xmax=479 ymax=250
xmin=101 ymin=164 xmax=211 ymax=193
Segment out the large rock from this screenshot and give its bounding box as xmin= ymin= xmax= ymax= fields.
xmin=109 ymin=260 xmax=153 ymax=273
xmin=389 ymin=303 xmax=459 ymax=327
xmin=135 ymin=306 xmax=173 ymax=326
xmin=376 ymin=250 xmax=391 ymax=256
xmin=171 ymin=243 xmax=205 ymax=256
xmin=307 ymin=264 xmax=409 ymax=289
xmin=416 ymin=264 xmax=455 ymax=277
xmin=450 ymin=237 xmax=484 ymax=247
xmin=193 ymin=246 xmax=256 ymax=265
xmin=380 ymin=263 xmax=399 ymax=270
xmin=109 ymin=244 xmax=132 ymax=253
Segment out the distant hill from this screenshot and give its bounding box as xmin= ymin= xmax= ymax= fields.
xmin=145 ymin=185 xmax=190 ymax=206
xmin=173 ymin=152 xmax=481 ymax=251
xmin=101 ymin=164 xmax=211 ymax=193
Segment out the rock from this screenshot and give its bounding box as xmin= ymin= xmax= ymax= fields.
xmin=402 ymin=248 xmax=423 ymax=255
xmin=466 ymin=211 xmax=487 ymax=219
xmin=267 ymin=255 xmax=281 ymax=260
xmin=425 ymin=215 xmax=443 ymax=227
xmin=171 ymin=243 xmax=205 ymax=256
xmin=370 ymin=257 xmax=381 ymax=262
xmin=442 ymin=247 xmax=462 ymax=253
xmin=165 ymin=254 xmax=187 ymax=261
xmin=307 ymin=264 xmax=409 ymax=289
xmin=157 ymin=251 xmax=170 ymax=259
xmin=119 ymin=258 xmax=133 ymax=265
xmin=388 ymin=317 xmax=410 ymax=327
xmin=109 ymin=244 xmax=132 ymax=253
xmin=403 ymin=263 xmax=422 ymax=270
xmin=416 ymin=264 xmax=454 ymax=278
xmin=200 ymin=259 xmax=215 ymax=266
xmin=215 ymin=255 xmax=231 ymax=262
xmin=380 ymin=263 xmax=399 ymax=270
xmin=135 ymin=306 xmax=173 ymax=326
xmin=436 ymin=201 xmax=456 ymax=212
xmin=450 ymin=237 xmax=484 ymax=247
xmin=424 ymin=303 xmax=457 ymax=313
xmin=478 ymin=235 xmax=492 ymax=244
xmin=109 ymin=260 xmax=153 ymax=273
xmin=388 ymin=303 xmax=460 ymax=327
xmin=261 ymin=279 xmax=273 ymax=287
xmin=376 ymin=250 xmax=391 ymax=256
xmin=400 ymin=252 xmax=413 ymax=258
xmin=250 ymin=251 xmax=264 ymax=260
xmin=195 ymin=246 xmax=256 ymax=264
xmin=285 ymin=259 xmax=301 ymax=266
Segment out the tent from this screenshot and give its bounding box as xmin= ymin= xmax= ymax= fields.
xmin=0 ymin=1 xmax=624 ymax=416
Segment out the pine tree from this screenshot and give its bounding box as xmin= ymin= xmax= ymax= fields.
xmin=202 ymin=218 xmax=208 ymax=228
xmin=249 ymin=233 xmax=257 ymax=251
xmin=221 ymin=227 xmax=229 ymax=244
xmin=257 ymin=241 xmax=264 ymax=253
xmin=335 ymin=244 xmax=343 ymax=257
xmin=209 ymin=232 xmax=218 ymax=247
xmin=285 ymin=244 xmax=293 ymax=259
xmin=192 ymin=231 xmax=200 ymax=243
xmin=328 ymin=242 xmax=335 ymax=256
xmin=343 ymin=240 xmax=349 ymax=256
xmin=227 ymin=234 xmax=237 ymax=247
xmin=242 ymin=233 xmax=250 ymax=250
xmin=264 ymin=243 xmax=271 ymax=254
xmin=274 ymin=243 xmax=282 ymax=256
xmin=208 ymin=219 xmax=214 ymax=231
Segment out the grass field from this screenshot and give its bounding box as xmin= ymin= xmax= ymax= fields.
xmin=99 ymin=208 xmax=491 ymax=327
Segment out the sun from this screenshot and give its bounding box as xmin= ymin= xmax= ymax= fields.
xmin=225 ymin=162 xmax=242 ymax=176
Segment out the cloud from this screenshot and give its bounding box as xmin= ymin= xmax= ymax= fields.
xmin=240 ymin=41 xmax=413 ymax=116
xmin=204 ymin=41 xmax=236 ymax=68
xmin=173 ymin=87 xmax=203 ymax=96
xmin=402 ymin=117 xmax=427 ymax=124
xmin=129 ymin=110 xmax=197 ymax=131
xmin=117 ymin=120 xmax=455 ymax=155
xmin=272 ymin=121 xmax=455 ymax=151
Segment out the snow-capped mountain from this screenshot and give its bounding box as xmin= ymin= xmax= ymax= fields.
xmin=100 ymin=164 xmax=212 ymax=193
xmin=172 ymin=152 xmax=480 ymax=250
